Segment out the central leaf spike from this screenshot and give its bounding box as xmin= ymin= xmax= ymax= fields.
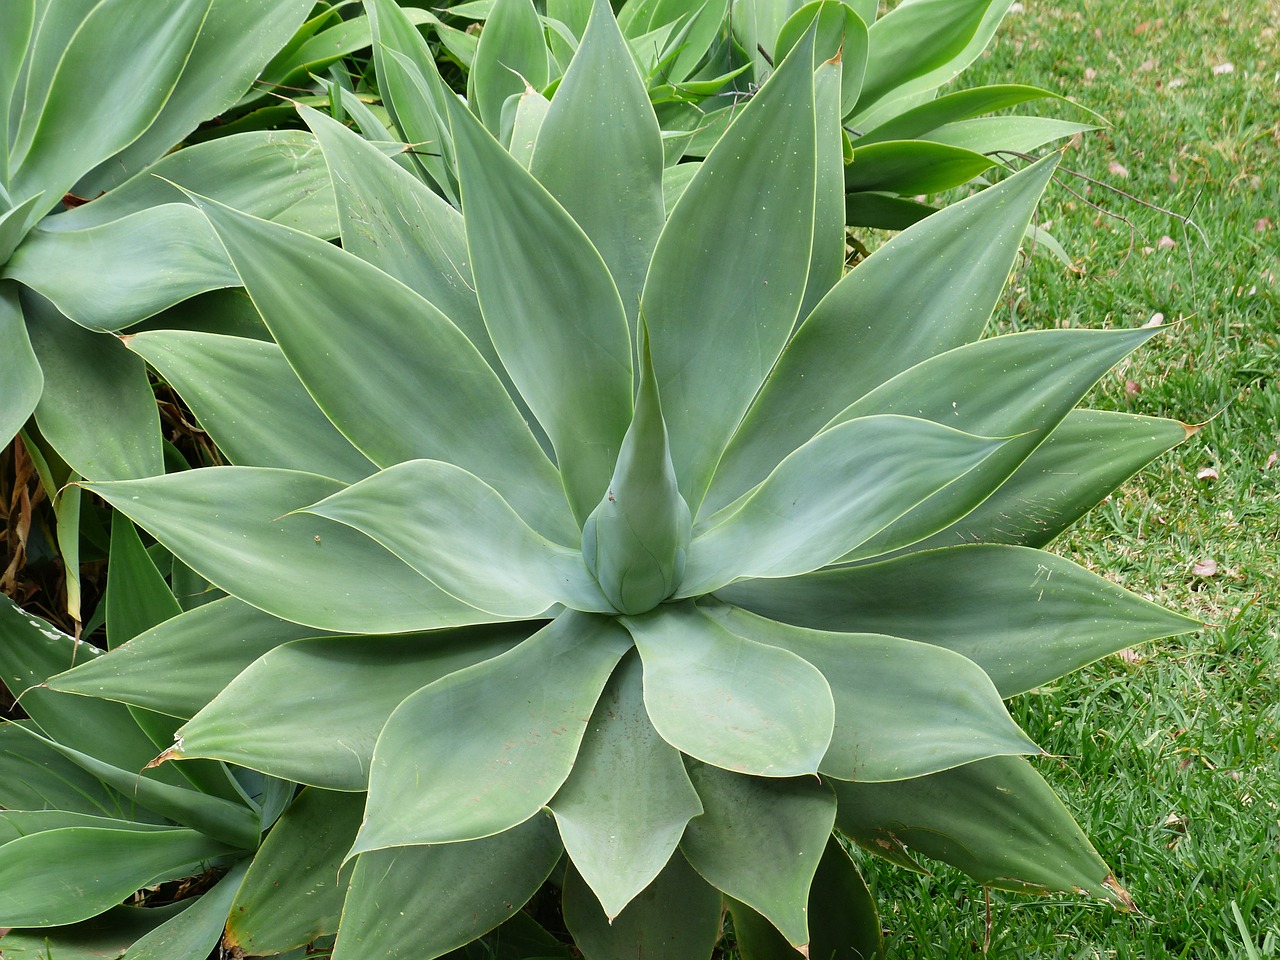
xmin=582 ymin=321 xmax=692 ymax=615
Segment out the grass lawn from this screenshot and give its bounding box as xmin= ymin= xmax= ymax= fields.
xmin=857 ymin=0 xmax=1280 ymax=956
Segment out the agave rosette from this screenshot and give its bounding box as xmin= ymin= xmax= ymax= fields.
xmin=55 ymin=0 xmax=1198 ymax=954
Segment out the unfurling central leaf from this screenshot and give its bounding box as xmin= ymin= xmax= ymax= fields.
xmin=582 ymin=325 xmax=691 ymax=615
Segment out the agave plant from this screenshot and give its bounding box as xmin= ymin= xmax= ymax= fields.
xmin=19 ymin=0 xmax=1200 ymax=955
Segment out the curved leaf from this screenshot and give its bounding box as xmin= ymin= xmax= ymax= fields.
xmin=857 ymin=82 xmax=1074 ymax=145
xmin=829 ymin=327 xmax=1162 ymax=561
xmin=681 ymin=416 xmax=1003 ymax=595
xmin=549 ymin=651 xmax=703 ymax=919
xmin=126 ymin=330 xmax=375 ymax=484
xmin=8 ymin=724 xmax=260 ymax=850
xmin=834 ymin=755 xmax=1132 ymax=907
xmin=470 ymin=0 xmax=550 ymax=131
xmin=354 ymin=613 xmax=631 ymax=851
xmin=717 ymin=544 xmax=1200 ymax=698
xmin=562 ymin=851 xmax=722 ymax=960
xmin=922 ymin=409 xmax=1196 ymax=550
xmin=0 ymin=826 xmax=233 ymax=928
xmin=175 ymin=627 xmax=526 ymax=790
xmin=581 ymin=327 xmax=691 ymax=614
xmin=0 ymin=284 xmax=41 ymax=447
xmin=641 ymin=28 xmax=817 ymax=511
xmin=681 ymin=762 xmax=836 ymax=947
xmin=844 ymin=139 xmax=995 ymax=195
xmin=366 ymin=0 xmax=459 ymax=199
xmin=303 ymin=460 xmax=610 ymax=617
xmin=334 ymin=814 xmax=564 ymax=960
xmin=925 ymin=117 xmax=1096 ymax=156
xmin=76 ymin=0 xmax=317 ymax=195
xmin=8 ymin=0 xmax=212 ymax=205
xmin=8 ymin=205 xmax=236 ymax=331
xmin=623 ymin=603 xmax=833 ymax=777
xmin=0 ymin=596 xmax=177 ymax=778
xmin=46 ymin=597 xmax=326 ymax=720
xmin=0 ymin=721 xmax=131 ymax=818
xmin=728 ymin=836 xmax=883 ymax=960
xmin=706 ymin=603 xmax=1040 ymax=779
xmin=853 ymin=0 xmax=1012 ymax=126
xmin=298 ymin=107 xmax=512 ymax=420
xmin=45 ymin=130 xmax=337 ymax=236
xmin=449 ymin=92 xmax=634 ymax=524
xmin=25 ymin=291 xmax=162 ymax=480
xmin=85 ymin=467 xmax=492 ymax=634
xmin=223 ymin=790 xmax=363 ymax=955
xmin=122 ymin=858 xmax=249 ymax=960
xmin=530 ymin=0 xmax=666 ymax=332
xmin=706 ymin=154 xmax=1060 ymax=515
xmin=188 ymin=192 xmax=575 ymax=544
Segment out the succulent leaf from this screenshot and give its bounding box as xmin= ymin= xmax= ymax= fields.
xmin=302 ymin=459 xmax=612 ymax=617
xmin=705 ymin=602 xmax=1041 ymax=780
xmin=681 ymin=762 xmax=837 ymax=948
xmin=680 ymin=415 xmax=1005 ymax=596
xmin=923 ymin=409 xmax=1197 ymax=550
xmin=0 ymin=284 xmax=42 ymax=463
xmin=174 ymin=629 xmax=527 ymax=790
xmin=718 ymin=543 xmax=1201 ymax=698
xmin=623 ymin=603 xmax=834 ymax=777
xmin=563 ymin=852 xmax=723 ymax=960
xmin=335 ymin=814 xmax=564 ymax=960
xmin=549 ymin=651 xmax=703 ymax=919
xmin=87 ymin=468 xmax=490 ymax=634
xmin=125 ymin=330 xmax=377 ymax=484
xmin=835 ymin=755 xmax=1133 ymax=908
xmin=189 ymin=190 xmax=578 ymax=543
xmin=831 ymin=327 xmax=1162 ymax=561
xmin=531 ymin=0 xmax=666 ymax=333
xmin=448 ymin=89 xmax=635 ymax=525
xmin=353 ymin=613 xmax=632 ymax=852
xmin=0 ymin=826 xmax=236 ymax=928
xmin=708 ymin=154 xmax=1060 ymax=514
xmin=582 ymin=325 xmax=691 ymax=615
xmin=45 ymin=597 xmax=323 ymax=720
xmin=641 ymin=27 xmax=818 ymax=511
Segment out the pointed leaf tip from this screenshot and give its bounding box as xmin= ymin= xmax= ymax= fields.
xmin=582 ymin=325 xmax=691 ymax=615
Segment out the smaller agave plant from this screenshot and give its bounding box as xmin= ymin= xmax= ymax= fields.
xmin=24 ymin=0 xmax=1199 ymax=955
